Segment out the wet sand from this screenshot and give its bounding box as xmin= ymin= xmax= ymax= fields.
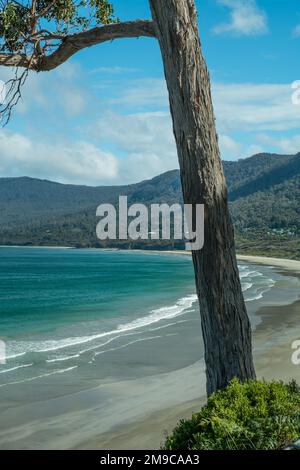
xmin=0 ymin=255 xmax=299 ymax=450
xmin=75 ymin=256 xmax=300 ymax=450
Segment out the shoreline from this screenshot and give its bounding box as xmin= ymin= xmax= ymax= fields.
xmin=75 ymin=256 xmax=300 ymax=450
xmin=1 ymin=244 xmax=299 ymax=268
xmin=0 ymin=248 xmax=299 ymax=449
xmin=236 ymin=255 xmax=300 ymax=274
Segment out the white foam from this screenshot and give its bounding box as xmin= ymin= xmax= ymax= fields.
xmin=46 ymin=354 xmax=80 ymax=363
xmin=0 ymin=363 xmax=33 ymax=374
xmin=149 ymin=319 xmax=189 ymax=332
xmin=240 ymin=270 xmax=262 ymax=279
xmin=116 ymin=294 xmax=198 ymax=332
xmin=5 ymin=351 xmax=26 ymax=360
xmin=79 ymin=334 xmax=127 ymax=355
xmin=245 ymin=279 xmax=275 ymax=302
xmin=94 ymin=335 xmax=163 ymax=357
xmin=0 ymin=366 xmax=78 ymax=388
xmin=6 ymin=294 xmax=198 ymax=358
xmin=242 ymin=282 xmax=253 ymax=292
xmin=238 ymin=264 xmax=276 ymax=302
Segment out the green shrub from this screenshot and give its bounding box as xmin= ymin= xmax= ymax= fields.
xmin=164 ymin=379 xmax=300 ymax=450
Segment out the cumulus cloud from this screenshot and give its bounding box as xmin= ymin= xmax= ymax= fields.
xmin=292 ymin=23 xmax=300 ymax=38
xmin=101 ymin=79 xmax=300 ymax=163
xmin=213 ymin=82 xmax=300 ymax=132
xmin=218 ymin=135 xmax=264 ymax=160
xmin=109 ymin=78 xmax=168 ymax=108
xmin=95 ymin=110 xmax=178 ymax=182
xmin=213 ymin=0 xmax=268 ymax=36
xmin=1 ymin=68 xmax=300 ymax=185
xmin=96 ymin=111 xmax=174 ymax=154
xmin=257 ymin=133 xmax=300 ymax=154
xmin=109 ymin=78 xmax=300 ymax=133
xmin=0 ymin=110 xmax=176 ymax=186
xmin=0 ymin=130 xmax=118 ymax=185
xmin=0 ymin=111 xmax=177 ymax=185
xmin=219 ymin=134 xmax=241 ymax=156
xmin=0 ymin=62 xmax=88 ymax=119
xmin=89 ymin=66 xmax=141 ymax=75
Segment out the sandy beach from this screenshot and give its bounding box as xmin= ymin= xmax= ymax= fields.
xmin=75 ymin=255 xmax=300 ymax=450
xmin=237 ymin=255 xmax=300 ymax=274
xmin=0 ymin=251 xmax=299 ymax=450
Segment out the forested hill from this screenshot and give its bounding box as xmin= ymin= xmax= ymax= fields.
xmin=0 ymin=170 xmax=182 ymax=229
xmin=0 ymin=152 xmax=299 ymax=258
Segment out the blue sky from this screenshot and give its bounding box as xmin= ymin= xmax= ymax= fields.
xmin=1 ymin=0 xmax=300 ymax=185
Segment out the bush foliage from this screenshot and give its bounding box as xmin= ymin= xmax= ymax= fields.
xmin=164 ymin=379 xmax=300 ymax=450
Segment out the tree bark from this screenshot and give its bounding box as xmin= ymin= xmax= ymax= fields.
xmin=149 ymin=0 xmax=256 ymax=395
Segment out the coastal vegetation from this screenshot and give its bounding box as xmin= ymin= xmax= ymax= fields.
xmin=164 ymin=379 xmax=300 ymax=450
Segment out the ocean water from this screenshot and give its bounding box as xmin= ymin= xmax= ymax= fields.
xmin=0 ymin=247 xmax=276 ymax=395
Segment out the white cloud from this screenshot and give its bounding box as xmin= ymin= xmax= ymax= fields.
xmin=97 ymin=79 xmax=300 ymax=165
xmin=59 ymin=87 xmax=86 ymax=117
xmin=90 ymin=66 xmax=140 ymax=75
xmin=219 ymin=134 xmax=241 ymax=157
xmin=109 ymin=78 xmax=168 ymax=107
xmin=218 ymin=135 xmax=264 ymax=159
xmin=56 ymin=62 xmax=81 ymax=80
xmin=0 ymin=62 xmax=87 ymax=119
xmin=292 ymin=23 xmax=300 ymax=38
xmin=0 ymin=110 xmax=177 ymax=186
xmin=0 ymin=130 xmax=118 ymax=185
xmin=257 ymin=133 xmax=300 ymax=154
xmin=95 ymin=110 xmax=178 ymax=182
xmin=1 ymin=68 xmax=300 ymax=185
xmin=110 ymin=78 xmax=300 ymax=133
xmin=213 ymin=0 xmax=268 ymax=36
xmin=96 ymin=111 xmax=174 ymax=154
xmin=244 ymin=144 xmax=264 ymax=156
xmin=213 ymin=82 xmax=300 ymax=132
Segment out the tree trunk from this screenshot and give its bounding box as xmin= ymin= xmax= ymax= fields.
xmin=149 ymin=0 xmax=256 ymax=395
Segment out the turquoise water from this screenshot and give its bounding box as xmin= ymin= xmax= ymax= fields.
xmin=0 ymin=247 xmax=195 ymax=338
xmin=0 ymin=247 xmax=276 ymax=391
